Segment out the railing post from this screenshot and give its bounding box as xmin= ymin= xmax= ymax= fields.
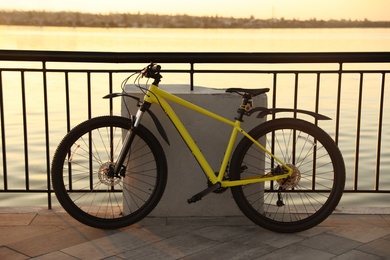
xmin=0 ymin=71 xmax=7 ymax=191
xmin=20 ymin=71 xmax=30 ymax=190
xmin=335 ymin=62 xmax=343 ymax=145
xmin=42 ymin=61 xmax=52 ymax=209
xmin=190 ymin=63 xmax=194 ymax=91
xmin=375 ymin=73 xmax=386 ymax=191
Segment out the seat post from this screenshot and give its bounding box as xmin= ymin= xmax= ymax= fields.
xmin=235 ymin=93 xmax=253 ymax=122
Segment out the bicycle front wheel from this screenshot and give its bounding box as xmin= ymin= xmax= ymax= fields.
xmin=230 ymin=118 xmax=345 ymax=233
xmin=51 ymin=116 xmax=167 ymax=229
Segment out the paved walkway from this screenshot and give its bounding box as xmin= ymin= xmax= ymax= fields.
xmin=0 ymin=207 xmax=389 ymax=259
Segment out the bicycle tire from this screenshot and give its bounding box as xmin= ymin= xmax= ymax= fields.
xmin=230 ymin=118 xmax=345 ymax=233
xmin=51 ymin=116 xmax=167 ymax=229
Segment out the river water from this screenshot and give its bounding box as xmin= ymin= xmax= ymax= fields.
xmin=1 ymin=26 xmax=390 ymax=208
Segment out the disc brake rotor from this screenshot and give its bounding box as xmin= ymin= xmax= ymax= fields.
xmin=98 ymin=162 xmax=121 ymax=187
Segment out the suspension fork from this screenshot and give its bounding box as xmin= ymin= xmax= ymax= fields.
xmin=112 ymin=102 xmax=149 ymax=176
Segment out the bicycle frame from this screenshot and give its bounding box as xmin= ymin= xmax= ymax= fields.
xmin=51 ymin=62 xmax=345 ymax=231
xmin=132 ymin=83 xmax=293 ymax=187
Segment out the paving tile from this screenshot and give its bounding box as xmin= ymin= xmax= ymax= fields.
xmin=322 ymin=214 xmax=389 ymax=228
xmin=166 ymin=216 xmax=254 ymax=226
xmin=192 ymin=225 xmax=258 ymax=242
xmin=299 ymin=233 xmax=362 ymax=255
xmin=139 ymin=217 xmax=168 ymax=226
xmin=327 ymin=226 xmax=390 ymax=243
xmin=237 ymin=229 xmax=305 ymax=249
xmin=0 ymin=207 xmax=44 ymax=214
xmin=184 ymin=239 xmax=276 ymax=260
xmin=6 ymin=226 xmax=119 ymax=257
xmin=31 ymin=251 xmax=79 ymax=259
xmin=352 ymin=215 xmax=390 ymax=227
xmin=1 ymin=208 xmax=390 ymax=260
xmin=382 ymin=234 xmax=390 ymax=241
xmin=357 ymin=238 xmax=390 ymax=259
xmin=0 ymin=213 xmax=36 ymax=226
xmin=30 ymin=211 xmax=82 ymax=228
xmin=117 ymin=245 xmax=178 ymax=260
xmin=140 ymin=225 xmax=201 ymax=239
xmin=120 ymin=233 xmax=220 ymax=259
xmin=256 ymin=244 xmax=335 ymax=260
xmin=0 ymin=226 xmax=62 ymax=245
xmin=297 ymin=226 xmax=330 ymax=238
xmin=141 ymin=216 xmax=255 ymax=226
xmin=332 ymin=249 xmax=385 ymax=260
xmin=103 ymin=256 xmax=126 ymax=260
xmin=61 ymin=227 xmax=165 ymax=259
xmin=380 ymin=215 xmax=390 ymax=227
xmin=0 ymin=246 xmax=28 ymax=260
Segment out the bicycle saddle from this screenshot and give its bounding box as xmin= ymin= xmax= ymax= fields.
xmin=226 ymin=88 xmax=270 ymax=97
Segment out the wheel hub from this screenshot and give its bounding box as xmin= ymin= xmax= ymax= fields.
xmin=98 ymin=162 xmax=121 ymax=187
xmin=277 ymin=164 xmax=301 ymax=189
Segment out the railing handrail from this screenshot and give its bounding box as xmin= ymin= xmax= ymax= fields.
xmin=0 ymin=50 xmax=389 ymax=209
xmin=0 ymin=49 xmax=390 ymax=63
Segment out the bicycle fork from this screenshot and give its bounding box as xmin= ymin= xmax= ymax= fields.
xmin=112 ymin=104 xmax=147 ymax=178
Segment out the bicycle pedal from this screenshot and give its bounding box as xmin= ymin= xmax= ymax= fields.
xmin=187 ymin=195 xmax=202 ymax=204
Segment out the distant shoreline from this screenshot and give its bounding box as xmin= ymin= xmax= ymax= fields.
xmin=1 ymin=10 xmax=389 ymax=28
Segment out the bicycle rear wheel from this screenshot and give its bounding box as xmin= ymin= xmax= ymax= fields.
xmin=230 ymin=118 xmax=345 ymax=233
xmin=51 ymin=116 xmax=167 ymax=229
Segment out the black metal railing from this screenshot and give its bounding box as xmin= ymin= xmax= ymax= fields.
xmin=0 ymin=50 xmax=389 ymax=208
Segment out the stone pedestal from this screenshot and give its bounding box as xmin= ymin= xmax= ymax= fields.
xmin=122 ymin=85 xmax=267 ymax=216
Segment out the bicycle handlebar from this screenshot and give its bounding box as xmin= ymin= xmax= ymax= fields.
xmin=141 ymin=63 xmax=162 ymax=80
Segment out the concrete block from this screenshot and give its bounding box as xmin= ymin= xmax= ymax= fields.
xmin=122 ymin=85 xmax=267 ymax=217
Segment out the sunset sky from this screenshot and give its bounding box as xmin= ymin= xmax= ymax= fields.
xmin=1 ymin=0 xmax=389 ymax=21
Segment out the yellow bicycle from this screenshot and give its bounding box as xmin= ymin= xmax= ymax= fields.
xmin=51 ymin=63 xmax=345 ymax=233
